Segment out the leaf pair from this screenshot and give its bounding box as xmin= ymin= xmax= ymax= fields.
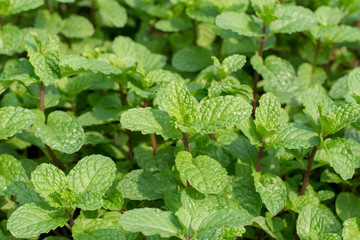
xmin=121 ymin=81 xmax=252 ymax=138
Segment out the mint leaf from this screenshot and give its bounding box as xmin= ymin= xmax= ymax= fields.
xmin=215 ymin=12 xmax=263 ymax=37
xmin=175 ymin=151 xmax=228 ymax=194
xmin=198 ymin=96 xmax=252 ymax=134
xmin=61 ymin=15 xmax=94 ymax=38
xmin=165 ymin=82 xmax=199 ymax=132
xmin=251 ymin=0 xmax=278 ymax=24
xmin=0 ymin=154 xmax=28 ymax=195
xmin=0 ymin=106 xmax=36 ymax=140
xmin=323 ymin=138 xmax=355 ymax=180
xmin=343 ymin=218 xmax=360 ymax=240
xmin=97 ymin=0 xmax=127 ymax=28
xmin=335 ymin=192 xmax=360 ymax=222
xmin=172 ymin=46 xmax=212 ymax=72
xmin=253 ymin=172 xmax=287 ymax=215
xmin=255 ymin=93 xmax=280 ymax=137
xmin=0 ymin=24 xmax=22 ymax=56
xmin=33 ymin=110 xmax=85 ymax=154
xmin=31 ymin=163 xmax=67 ymax=208
xmin=7 ymin=203 xmax=68 ymax=238
xmin=0 ymin=58 xmax=37 ymax=86
xmin=118 ymin=208 xmax=182 ymax=238
xmin=323 ymin=25 xmax=360 ymax=43
xmin=348 ymin=68 xmax=360 ymax=103
xmin=134 ymin=144 xmax=174 ymax=171
xmin=0 ymin=0 xmax=43 ymax=15
xmin=155 ymin=18 xmax=191 ymax=32
xmin=120 ymin=108 xmax=181 ymax=139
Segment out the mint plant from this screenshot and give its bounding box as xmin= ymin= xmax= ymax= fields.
xmin=1 ymin=0 xmax=360 ymax=239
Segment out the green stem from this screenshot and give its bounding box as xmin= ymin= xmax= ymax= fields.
xmin=191 ymin=20 xmax=197 ymax=45
xmin=45 ymin=0 xmax=53 ymax=15
xmin=300 ymin=146 xmax=318 ymax=195
xmin=312 ymin=39 xmax=321 ymax=72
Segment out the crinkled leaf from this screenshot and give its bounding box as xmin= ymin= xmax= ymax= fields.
xmin=0 ymin=106 xmax=36 ymax=140
xmin=0 ymin=24 xmax=22 ymax=56
xmin=120 ymin=108 xmax=181 ymax=139
xmin=7 ymin=203 xmax=68 ymax=238
xmin=323 ymin=25 xmax=360 ymax=43
xmin=253 ymin=172 xmax=287 ymax=215
xmin=0 ymin=154 xmax=28 ymax=195
xmin=348 ymin=68 xmax=360 ymax=103
xmin=175 ymin=151 xmax=228 ymax=194
xmin=323 ymin=138 xmax=355 ymax=180
xmin=343 ymin=218 xmax=360 ymax=240
xmin=118 ymin=208 xmax=182 ymax=238
xmin=33 ymin=110 xmax=85 ymax=154
xmin=0 ymin=0 xmax=43 ymax=15
xmin=0 ymin=58 xmax=37 ymax=86
xmin=198 ymin=96 xmax=252 ymax=134
xmin=251 ymin=0 xmax=278 ymax=24
xmin=255 ymin=93 xmax=280 ymax=137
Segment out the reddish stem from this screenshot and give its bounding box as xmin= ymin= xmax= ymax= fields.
xmin=39 ymin=82 xmax=45 ymax=112
xmin=182 ymin=132 xmax=189 ymax=152
xmin=300 ymin=146 xmax=318 ymax=195
xmin=252 ymin=24 xmax=267 ymax=118
xmin=255 ymin=141 xmax=265 ymax=172
xmin=45 ymin=0 xmax=53 ymax=15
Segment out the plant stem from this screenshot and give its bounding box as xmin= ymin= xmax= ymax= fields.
xmin=255 ymin=141 xmax=265 ymax=172
xmin=150 ymin=133 xmax=157 ymax=154
xmin=324 ymin=43 xmax=337 ymax=84
xmin=90 ymin=1 xmax=97 ymax=28
xmin=39 ymin=82 xmax=45 ymax=112
xmin=119 ymin=82 xmax=126 ymax=106
xmin=182 ymin=132 xmax=189 ymax=152
xmin=217 ymin=38 xmax=223 ymax=59
xmin=312 ymin=39 xmax=321 ymax=72
xmin=67 ymin=211 xmax=74 ymax=227
xmin=300 ymin=146 xmax=318 ymax=195
xmin=211 ymin=133 xmax=216 ymax=141
xmin=0 ymin=15 xmax=2 ymax=30
xmin=39 ymin=82 xmax=66 ymax=171
xmin=191 ymin=20 xmax=197 ymax=45
xmin=252 ymin=24 xmax=267 ymax=118
xmin=45 ymin=0 xmax=53 ymax=15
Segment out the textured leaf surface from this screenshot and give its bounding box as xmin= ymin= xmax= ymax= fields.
xmin=253 ymin=172 xmax=287 ymax=215
xmin=0 ymin=58 xmax=37 ymax=86
xmin=0 ymin=106 xmax=36 ymax=140
xmin=61 ymin=15 xmax=94 ymax=38
xmin=222 ymin=54 xmax=246 ymax=75
xmin=255 ymin=93 xmax=280 ymax=137
xmin=120 ymin=108 xmax=181 ymax=139
xmin=335 ymin=192 xmax=360 ymax=222
xmin=118 ymin=208 xmax=181 ymax=238
xmin=271 ymin=6 xmax=317 ymax=34
xmin=297 ymin=205 xmax=342 ymax=239
xmin=348 ymin=68 xmax=360 ymax=102
xmin=215 ymin=12 xmax=263 ymax=37
xmin=172 ymin=46 xmax=212 ymax=72
xmin=33 ymin=110 xmax=85 ymax=154
xmin=60 ymin=55 xmax=122 ymax=76
xmin=31 ymin=164 xmax=67 ymax=208
xmin=343 ymin=218 xmax=360 ymax=240
xmin=117 ymin=169 xmax=177 ymax=200
xmin=98 ymin=0 xmax=127 ymax=28
xmin=268 ymin=123 xmax=320 ymax=149
xmin=0 ymin=0 xmax=43 ymax=15
xmin=323 ymin=138 xmax=355 ymax=180
xmin=0 ymin=154 xmax=28 ymax=195
xmin=0 ymin=24 xmax=22 ymax=55
xmin=7 ymin=203 xmax=68 ymax=238
xmin=175 ymin=151 xmax=228 ymax=194
xmin=323 ymin=25 xmax=360 ymax=43
xmin=198 ymin=96 xmax=252 ymax=134
xmin=165 ymin=82 xmax=199 ymax=131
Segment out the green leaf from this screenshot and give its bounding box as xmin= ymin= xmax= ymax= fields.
xmin=314 ymin=6 xmax=344 ymax=27
xmin=33 ymin=110 xmax=85 ymax=154
xmin=222 ymin=54 xmax=246 ymax=75
xmin=172 ymin=46 xmax=212 ymax=72
xmin=321 ymin=104 xmax=360 ymax=135
xmin=335 ymin=192 xmax=360 ymax=222
xmin=343 ymin=218 xmax=360 ymax=240
xmin=0 ymin=58 xmax=37 ymax=86
xmin=0 ymin=154 xmax=28 ymax=195
xmin=67 ymin=154 xmax=116 ymax=198
xmin=31 ymin=163 xmax=67 ymax=208
xmin=117 ymin=169 xmax=177 ymax=200
xmin=97 ymin=0 xmax=127 ymax=28
xmin=61 ymin=15 xmax=94 ymax=38
xmin=112 ymin=36 xmax=166 ymax=74
xmin=297 ymin=205 xmax=342 ymax=239
xmin=198 ymin=96 xmax=252 ymax=134
xmin=24 ymin=34 xmax=61 ymax=85
xmin=134 ymin=144 xmax=174 ymax=171
xmin=0 ymin=106 xmax=36 ymax=140
xmin=251 ymin=0 xmax=278 ymax=24
xmin=323 ymin=25 xmax=360 ymax=43
xmin=175 ymin=151 xmax=228 ymax=194
xmin=7 ymin=203 xmax=68 ymax=238
xmin=271 ymin=6 xmax=317 ymax=34
xmin=0 ymin=0 xmax=43 ymax=15
xmin=155 ymin=18 xmax=191 ymax=32
xmin=215 ymin=12 xmax=263 ymax=37
xmin=251 ymin=55 xmax=300 ymax=105
xmin=118 ymin=208 xmax=182 ymax=238
xmin=120 ymin=108 xmax=181 ymax=140
xmin=323 ymin=138 xmax=355 ymax=180
xmin=0 ymin=24 xmax=22 ymax=56
xmin=255 ymin=93 xmax=280 ymax=137
xmin=165 ymin=82 xmax=199 ymax=132
xmin=60 ymin=55 xmax=122 ymax=76
xmin=348 ymin=68 xmax=360 ymax=103
xmin=253 ymin=172 xmax=287 ymax=215
xmin=267 ymin=123 xmax=320 ymax=149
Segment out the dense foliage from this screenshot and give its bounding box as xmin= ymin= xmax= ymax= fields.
xmin=1 ymin=0 xmax=360 ymax=239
